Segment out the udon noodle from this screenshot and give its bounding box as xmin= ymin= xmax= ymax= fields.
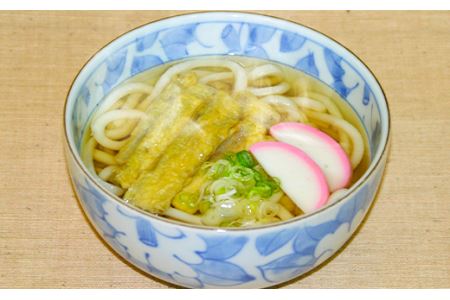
xmin=81 ymin=56 xmax=368 ymax=227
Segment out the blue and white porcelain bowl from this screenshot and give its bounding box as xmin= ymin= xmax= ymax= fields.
xmin=64 ymin=12 xmax=390 ymax=288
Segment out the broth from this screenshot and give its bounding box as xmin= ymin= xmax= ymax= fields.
xmin=81 ymin=56 xmax=369 ymax=227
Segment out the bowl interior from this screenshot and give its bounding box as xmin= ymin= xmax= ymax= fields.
xmin=65 ymin=12 xmax=388 ymax=202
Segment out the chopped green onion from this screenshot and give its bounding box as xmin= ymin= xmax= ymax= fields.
xmin=236 ymin=150 xmax=256 ymax=168
xmin=197 ymin=150 xmax=282 ymax=227
xmin=249 ymin=185 xmax=272 ymax=198
xmin=229 ymin=165 xmax=255 ymax=184
xmin=207 ymin=159 xmax=231 ymax=179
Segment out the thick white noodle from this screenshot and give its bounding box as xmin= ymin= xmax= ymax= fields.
xmin=308 ymin=92 xmax=351 ymax=153
xmin=293 ymin=96 xmax=327 ymax=112
xmin=199 ymin=72 xmax=233 ymax=84
xmin=82 ymin=137 xmax=97 ymax=174
xmin=108 ymin=99 xmax=126 ymax=111
xmin=93 ymin=149 xmax=117 ymax=166
xmin=111 ymin=93 xmax=142 ymax=128
xmin=122 ymin=92 xmax=142 ymax=109
xmin=307 ymin=111 xmax=364 ymax=169
xmin=258 ymin=201 xmax=279 ymax=219
xmin=339 ymin=138 xmax=351 ymax=157
xmin=106 ymin=119 xmax=139 ymax=140
xmin=106 ymin=93 xmax=146 ymax=140
xmin=92 ymin=83 xmax=152 ymax=122
xmin=91 ymin=109 xmax=148 ymax=150
xmin=268 ymin=191 xmax=284 ymax=203
xmin=262 ymin=95 xmax=308 ymax=123
xmin=150 ymin=59 xmax=247 ymax=100
xmin=277 ymin=205 xmax=294 ymax=220
xmin=164 ymin=207 xmax=203 ymax=225
xmin=249 ymin=82 xmax=290 ymax=97
xmin=248 ymin=64 xmax=282 ymax=81
xmin=81 ymin=138 xmax=124 ymax=196
xmin=192 ymin=70 xmax=213 ymax=77
xmin=100 ymin=180 xmax=124 ymax=196
xmin=308 ymin=92 xmax=342 ymax=117
xmin=136 ymin=94 xmax=153 ymax=111
xmin=98 ymin=166 xmax=117 ymax=181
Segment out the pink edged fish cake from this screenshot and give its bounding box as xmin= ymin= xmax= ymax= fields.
xmin=270 ymin=122 xmax=352 ymax=192
xmin=250 ymin=141 xmax=329 ymax=213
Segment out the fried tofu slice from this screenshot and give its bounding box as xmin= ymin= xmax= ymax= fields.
xmin=115 ymin=74 xmax=216 ymax=188
xmin=212 ymin=92 xmax=280 ymax=159
xmin=123 ymin=90 xmax=241 ymax=213
xmin=114 ymin=83 xmax=181 ymax=165
xmin=174 ymin=93 xmax=280 ymax=205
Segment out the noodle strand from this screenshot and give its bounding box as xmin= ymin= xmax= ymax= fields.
xmin=307 ymin=92 xmax=351 ymax=154
xmin=93 ymin=149 xmax=117 ymax=166
xmin=164 ymin=207 xmax=203 ymax=225
xmin=262 ymin=95 xmax=308 ymax=123
xmin=249 ymin=82 xmax=290 ymax=97
xmin=98 ymin=166 xmax=117 ymax=181
xmin=91 ymin=109 xmax=148 ymax=150
xmin=306 ymin=111 xmax=364 ymax=169
xmin=92 ymin=82 xmax=153 ymax=121
xmin=199 ymin=71 xmax=233 ymax=84
xmin=277 ymin=204 xmax=294 ymax=220
xmin=293 ymin=96 xmax=327 ymax=112
xmin=150 ymin=59 xmax=247 ymax=100
xmin=248 ymin=64 xmax=283 ymax=81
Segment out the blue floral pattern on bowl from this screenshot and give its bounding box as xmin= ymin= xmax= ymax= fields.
xmin=71 ymin=17 xmax=382 ymax=155
xmin=65 ymin=12 xmax=389 ymax=288
xmin=68 ymin=151 xmax=384 ymax=288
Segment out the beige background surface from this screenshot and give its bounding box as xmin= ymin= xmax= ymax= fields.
xmin=0 ymin=11 xmax=449 ymax=288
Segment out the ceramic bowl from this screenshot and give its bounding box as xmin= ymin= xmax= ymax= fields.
xmin=64 ymin=12 xmax=390 ymax=288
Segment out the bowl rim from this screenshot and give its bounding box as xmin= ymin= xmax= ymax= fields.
xmin=64 ymin=11 xmax=391 ymax=232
